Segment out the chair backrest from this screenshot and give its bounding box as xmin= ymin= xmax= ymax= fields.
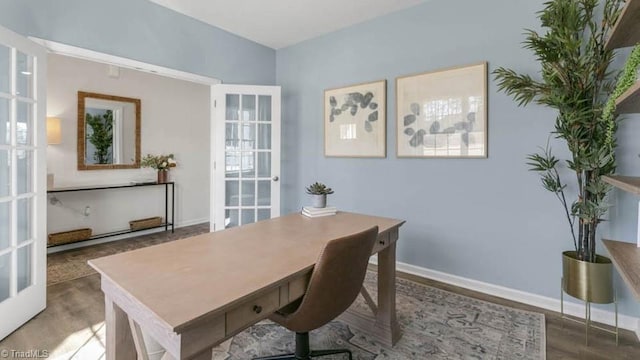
xmin=282 ymin=226 xmax=379 ymax=333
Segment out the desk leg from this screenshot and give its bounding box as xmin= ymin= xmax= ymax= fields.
xmin=105 ymin=296 xmax=137 ymax=360
xmin=340 ymin=240 xmax=401 ymax=347
xmin=376 ymin=241 xmax=401 ymax=344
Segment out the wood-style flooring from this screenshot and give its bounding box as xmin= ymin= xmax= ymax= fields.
xmin=0 ymin=223 xmax=639 ymax=359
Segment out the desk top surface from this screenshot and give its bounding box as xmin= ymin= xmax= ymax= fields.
xmin=88 ymin=211 xmax=404 ymax=332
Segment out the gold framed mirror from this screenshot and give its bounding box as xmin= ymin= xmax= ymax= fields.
xmin=77 ymin=91 xmax=141 ymax=170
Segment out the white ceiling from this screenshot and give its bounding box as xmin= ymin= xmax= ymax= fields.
xmin=147 ymin=0 xmax=426 ymax=49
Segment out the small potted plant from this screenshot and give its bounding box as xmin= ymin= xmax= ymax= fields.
xmin=141 ymin=153 xmax=177 ymax=183
xmin=305 ymin=182 xmax=334 ymax=208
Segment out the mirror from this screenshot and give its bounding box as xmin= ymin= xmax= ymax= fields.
xmin=77 ymin=91 xmax=140 ymax=170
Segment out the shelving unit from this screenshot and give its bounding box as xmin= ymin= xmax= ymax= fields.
xmin=47 ymin=182 xmax=175 ymax=247
xmin=601 ymin=0 xmax=640 ymax=318
xmin=615 ymin=81 xmax=640 ymax=114
xmin=603 ymin=240 xmax=640 ymax=301
xmin=603 ymin=175 xmax=640 ymax=195
xmin=605 ymin=0 xmax=640 ymax=50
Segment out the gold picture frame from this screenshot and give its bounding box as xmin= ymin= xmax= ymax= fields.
xmin=396 ymin=62 xmax=488 ymax=158
xmin=324 ymin=80 xmax=386 ymax=158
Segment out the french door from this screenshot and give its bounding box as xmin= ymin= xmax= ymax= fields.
xmin=0 ymin=26 xmax=47 ymax=340
xmin=211 ymin=85 xmax=280 ymax=231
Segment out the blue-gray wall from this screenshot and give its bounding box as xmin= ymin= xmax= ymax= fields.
xmin=0 ymin=0 xmax=275 ymax=85
xmin=3 ymin=0 xmax=638 ymax=319
xmin=277 ymin=0 xmax=640 ymax=317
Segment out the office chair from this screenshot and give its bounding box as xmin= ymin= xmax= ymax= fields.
xmin=254 ymin=226 xmax=379 ymax=360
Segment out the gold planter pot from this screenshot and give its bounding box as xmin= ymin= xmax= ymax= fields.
xmin=562 ymin=251 xmax=613 ymax=304
xmin=561 ymin=250 xmax=618 ymax=346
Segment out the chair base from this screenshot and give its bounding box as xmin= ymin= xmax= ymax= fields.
xmin=254 ymin=332 xmax=352 ymax=360
xmin=253 ymin=349 xmax=352 ymax=360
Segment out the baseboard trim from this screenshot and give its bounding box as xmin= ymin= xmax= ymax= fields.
xmin=370 ymin=258 xmax=639 ymax=336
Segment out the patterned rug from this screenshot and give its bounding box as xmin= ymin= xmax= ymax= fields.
xmin=208 ymin=272 xmax=545 ymax=360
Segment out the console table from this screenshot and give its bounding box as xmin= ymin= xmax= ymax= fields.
xmin=47 ymin=182 xmax=175 ymax=247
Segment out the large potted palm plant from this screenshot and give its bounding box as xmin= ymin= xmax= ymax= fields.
xmin=494 ymin=0 xmax=624 ymax=304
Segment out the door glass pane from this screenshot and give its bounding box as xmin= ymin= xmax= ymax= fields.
xmin=226 ymin=94 xmax=239 ymax=120
xmin=258 ymin=124 xmax=271 ymax=150
xmin=241 ymin=123 xmax=256 ymax=150
xmin=16 ymin=52 xmax=34 ymax=99
xmin=0 ymin=149 xmax=9 ymax=197
xmin=242 ymin=151 xmax=255 ymax=177
xmin=17 ymin=244 xmax=32 ymax=292
xmin=225 ymin=209 xmax=238 ymax=229
xmin=226 ymin=123 xmax=239 ymax=150
xmin=0 ymin=98 xmax=9 ymax=145
xmin=242 ymin=95 xmax=256 ymax=121
xmin=17 ymin=101 xmax=32 ymax=145
xmin=0 ymin=253 xmax=9 ymax=302
xmin=257 ymin=180 xmax=271 ymax=206
xmin=16 ymin=149 xmax=32 ymax=194
xmin=0 ymin=201 xmax=10 ymax=251
xmin=225 ymin=151 xmax=239 ymax=178
xmin=257 ymin=209 xmax=271 ymax=221
xmin=17 ymin=197 xmax=31 ymax=243
xmin=241 ymin=180 xmax=255 ymax=206
xmin=241 ymin=209 xmax=255 ymax=226
xmin=258 ymin=95 xmax=271 ymax=122
xmin=225 ymin=181 xmax=239 ymax=206
xmin=257 ymin=152 xmax=271 ymax=178
xmin=0 ymin=45 xmax=9 ymax=94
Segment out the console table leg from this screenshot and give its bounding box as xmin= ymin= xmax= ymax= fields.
xmin=105 ymin=296 xmax=136 ymax=360
xmin=165 ymin=183 xmax=169 ymax=232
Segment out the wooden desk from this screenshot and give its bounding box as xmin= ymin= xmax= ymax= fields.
xmin=89 ymin=212 xmax=405 ymax=360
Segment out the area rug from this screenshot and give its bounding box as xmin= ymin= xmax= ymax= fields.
xmin=210 ymin=272 xmax=546 ymax=360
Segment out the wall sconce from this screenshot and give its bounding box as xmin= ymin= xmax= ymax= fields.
xmin=46 ymin=117 xmax=61 ymax=145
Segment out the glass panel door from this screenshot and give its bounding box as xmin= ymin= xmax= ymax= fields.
xmin=0 ymin=26 xmax=46 ymax=341
xmin=212 ymin=85 xmax=280 ymax=231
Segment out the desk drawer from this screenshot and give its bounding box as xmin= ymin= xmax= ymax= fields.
xmin=226 ymin=288 xmax=280 ymax=335
xmin=373 ymin=232 xmax=390 ymax=253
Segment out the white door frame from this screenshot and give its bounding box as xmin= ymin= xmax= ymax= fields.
xmin=29 ymin=39 xmax=222 ymax=252
xmin=211 ymin=85 xmax=281 ymax=231
xmin=0 ymin=25 xmax=47 ymax=340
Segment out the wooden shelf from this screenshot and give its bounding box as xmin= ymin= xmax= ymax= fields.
xmin=602 ymin=239 xmax=640 ymax=301
xmin=602 ymin=175 xmax=640 ymax=195
xmin=605 ymin=0 xmax=640 ymax=50
xmin=615 ymin=81 xmax=640 ymax=114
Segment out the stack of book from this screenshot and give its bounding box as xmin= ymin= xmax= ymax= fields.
xmin=301 ymin=206 xmax=337 ymax=218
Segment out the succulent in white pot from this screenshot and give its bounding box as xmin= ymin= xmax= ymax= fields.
xmin=305 ymin=182 xmax=334 ymax=208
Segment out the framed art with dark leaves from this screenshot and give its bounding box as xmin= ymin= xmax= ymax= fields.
xmin=324 ymin=80 xmax=386 ymax=157
xmin=396 ymin=62 xmax=487 ymax=158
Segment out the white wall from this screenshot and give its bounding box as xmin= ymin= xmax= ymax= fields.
xmin=46 ymin=54 xmax=210 ymax=238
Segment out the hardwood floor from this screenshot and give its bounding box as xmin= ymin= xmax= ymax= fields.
xmin=0 ymin=224 xmax=639 ymax=359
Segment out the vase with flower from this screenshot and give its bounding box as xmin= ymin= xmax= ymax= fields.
xmin=141 ymin=154 xmax=177 ymax=183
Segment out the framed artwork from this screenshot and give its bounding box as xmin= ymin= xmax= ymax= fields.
xmin=324 ymin=80 xmax=386 ymax=157
xmin=396 ymin=62 xmax=487 ymax=158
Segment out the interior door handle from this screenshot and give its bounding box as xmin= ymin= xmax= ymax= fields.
xmin=272 ymin=176 xmax=279 ymax=182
